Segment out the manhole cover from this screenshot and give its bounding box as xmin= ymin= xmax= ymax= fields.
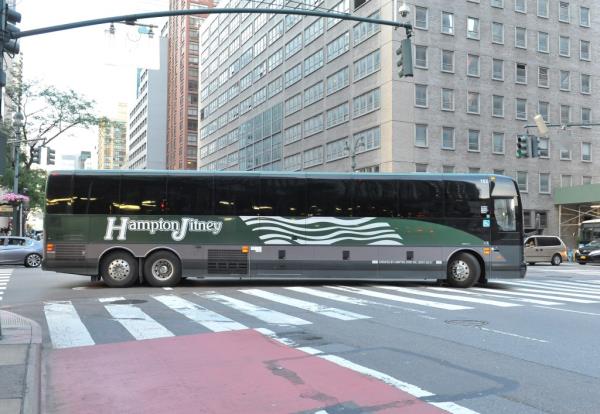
xmin=445 ymin=319 xmax=488 ymax=327
xmin=108 ymin=299 xmax=148 ymax=305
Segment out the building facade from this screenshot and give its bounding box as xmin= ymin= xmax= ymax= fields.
xmin=98 ymin=103 xmax=128 ymax=170
xmin=127 ymin=37 xmax=169 ymax=170
xmin=197 ymin=0 xmax=599 ymax=239
xmin=166 ymin=0 xmax=213 ymax=170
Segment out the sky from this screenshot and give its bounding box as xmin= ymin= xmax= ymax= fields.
xmin=16 ymin=0 xmax=169 ymax=168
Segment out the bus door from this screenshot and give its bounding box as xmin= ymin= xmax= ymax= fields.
xmin=490 ymin=178 xmax=524 ymax=278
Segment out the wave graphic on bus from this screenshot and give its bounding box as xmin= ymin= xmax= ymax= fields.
xmin=240 ymin=216 xmax=403 ymax=245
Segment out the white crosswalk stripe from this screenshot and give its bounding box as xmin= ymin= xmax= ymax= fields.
xmin=100 ymin=297 xmax=174 ymax=340
xmin=44 ymin=301 xmax=95 ymax=349
xmin=200 ymin=292 xmax=311 ymax=326
xmin=524 ymin=280 xmax=600 ymax=292
xmin=502 ymin=287 xmax=600 ymax=300
xmin=470 ymin=287 xmax=597 ymax=303
xmin=239 ymin=289 xmax=371 ymax=320
xmin=329 ymin=285 xmax=473 ymax=311
xmin=374 ymin=285 xmax=522 ymax=307
xmin=427 ymin=287 xmax=564 ymax=306
xmin=500 ymin=281 xmax=600 ymax=297
xmin=153 ymin=295 xmax=248 ymax=332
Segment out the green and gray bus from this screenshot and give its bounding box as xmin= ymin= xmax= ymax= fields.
xmin=43 ymin=170 xmax=526 ymax=288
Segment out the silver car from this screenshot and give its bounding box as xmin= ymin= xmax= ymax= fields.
xmin=0 ymin=236 xmax=43 ymax=267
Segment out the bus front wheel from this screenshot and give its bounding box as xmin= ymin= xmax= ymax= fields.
xmin=100 ymin=251 xmax=138 ymax=288
xmin=447 ymin=253 xmax=481 ymax=288
xmin=143 ymin=251 xmax=182 ymax=287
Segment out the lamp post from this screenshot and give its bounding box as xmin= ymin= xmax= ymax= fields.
xmin=344 ymin=136 xmax=365 ymax=172
xmin=12 ymin=111 xmax=24 ymax=237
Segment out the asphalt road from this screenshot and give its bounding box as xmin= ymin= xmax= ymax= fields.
xmin=2 ymin=263 xmax=600 ymax=414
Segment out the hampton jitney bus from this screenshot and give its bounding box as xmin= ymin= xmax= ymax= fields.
xmin=42 ymin=170 xmax=526 ymax=288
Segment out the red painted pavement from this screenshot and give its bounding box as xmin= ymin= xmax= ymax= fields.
xmin=47 ymin=330 xmax=448 ymax=414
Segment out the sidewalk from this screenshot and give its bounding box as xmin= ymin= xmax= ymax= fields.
xmin=0 ymin=310 xmax=42 ymax=414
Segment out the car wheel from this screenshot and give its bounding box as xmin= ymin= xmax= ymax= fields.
xmin=100 ymin=251 xmax=138 ymax=288
xmin=551 ymin=254 xmax=562 ymax=266
xmin=143 ymin=251 xmax=181 ymax=288
xmin=24 ymin=253 xmax=42 ymax=268
xmin=447 ymin=253 xmax=481 ymax=288
xmin=528 ymin=262 xmax=535 ymax=266
xmin=578 ymin=262 xmax=587 ymax=265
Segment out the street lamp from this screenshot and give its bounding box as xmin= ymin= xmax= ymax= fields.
xmin=12 ymin=111 xmax=24 ymax=237
xmin=344 ymin=136 xmax=365 ymax=172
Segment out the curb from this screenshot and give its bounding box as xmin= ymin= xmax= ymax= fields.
xmin=0 ymin=310 xmax=42 ymax=414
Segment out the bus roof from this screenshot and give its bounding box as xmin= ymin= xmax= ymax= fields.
xmin=581 ymin=219 xmax=600 ymax=224
xmin=50 ymin=169 xmax=515 ymax=183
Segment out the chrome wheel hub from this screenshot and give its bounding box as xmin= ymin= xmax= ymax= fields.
xmin=152 ymin=259 xmax=174 ymax=281
xmin=451 ymin=260 xmax=470 ymax=282
xmin=108 ymin=259 xmax=130 ymax=281
xmin=27 ymin=255 xmax=41 ymax=267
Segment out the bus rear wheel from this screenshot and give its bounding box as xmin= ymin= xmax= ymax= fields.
xmin=100 ymin=251 xmax=138 ymax=288
xmin=143 ymin=251 xmax=181 ymax=288
xmin=447 ymin=253 xmax=480 ymax=288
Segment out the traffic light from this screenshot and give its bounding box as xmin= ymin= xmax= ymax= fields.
xmin=46 ymin=147 xmax=55 ymax=165
xmin=529 ymin=135 xmax=539 ymax=158
xmin=0 ymin=0 xmax=21 ymax=87
xmin=516 ymin=135 xmax=529 ymax=158
xmin=396 ymin=38 xmax=413 ymax=78
xmin=31 ymin=147 xmax=41 ymax=164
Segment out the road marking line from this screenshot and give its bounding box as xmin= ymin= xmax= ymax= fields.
xmin=240 ymin=289 xmax=371 ymax=321
xmin=479 ymin=327 xmax=548 ymax=343
xmin=543 ymin=280 xmax=600 ymax=291
xmin=503 ymin=280 xmax=600 ymax=294
xmin=100 ymin=296 xmax=174 ymax=340
xmin=0 ymin=287 xmax=6 ymax=290
xmin=427 ymin=287 xmax=562 ymax=305
xmin=329 ymin=285 xmax=473 ymax=311
xmin=534 ymin=306 xmax=600 ymax=316
xmin=374 ymin=285 xmax=521 ymax=307
xmin=153 ymin=295 xmax=247 ymax=332
xmin=470 ymin=288 xmax=596 ymax=303
xmin=504 ymin=287 xmax=600 ymax=300
xmin=44 ymin=301 xmax=95 ymax=349
xmin=163 ymin=287 xmax=173 ymax=291
xmin=201 ymin=292 xmax=311 ymax=326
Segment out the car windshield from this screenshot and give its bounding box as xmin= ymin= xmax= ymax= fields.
xmin=583 ymin=240 xmax=600 ymax=249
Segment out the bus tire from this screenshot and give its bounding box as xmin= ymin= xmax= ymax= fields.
xmin=100 ymin=251 xmax=138 ymax=288
xmin=143 ymin=251 xmax=181 ymax=287
xmin=447 ymin=253 xmax=480 ymax=288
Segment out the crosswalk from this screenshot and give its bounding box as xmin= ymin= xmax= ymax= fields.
xmin=0 ymin=269 xmax=12 ymax=302
xmin=42 ymin=279 xmax=600 ymax=349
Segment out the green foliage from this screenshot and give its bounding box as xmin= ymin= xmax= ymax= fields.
xmin=1 ymin=148 xmax=47 ymax=210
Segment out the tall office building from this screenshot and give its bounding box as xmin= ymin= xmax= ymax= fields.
xmin=98 ymin=103 xmax=128 ymax=170
xmin=198 ymin=0 xmax=598 ymax=238
xmin=127 ymin=37 xmax=168 ymax=170
xmin=166 ymin=0 xmax=213 ymax=170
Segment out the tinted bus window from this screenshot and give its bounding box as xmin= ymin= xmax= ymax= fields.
xmin=46 ymin=174 xmax=73 ymax=214
xmin=167 ymin=176 xmax=214 ymax=215
xmin=398 ymin=180 xmax=443 ymax=218
xmin=120 ymin=176 xmax=167 ymax=215
xmin=88 ymin=176 xmax=120 ymax=214
xmin=72 ymin=176 xmax=92 ymax=214
xmin=445 ymin=179 xmax=487 ymax=218
xmin=354 ymin=179 xmax=398 ymax=217
xmin=214 ymin=176 xmax=260 ymax=215
xmin=307 ymin=178 xmax=353 ymax=216
xmin=259 ymin=177 xmax=307 ymax=216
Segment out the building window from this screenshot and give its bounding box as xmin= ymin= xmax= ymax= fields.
xmin=538 ymin=31 xmax=549 ymax=53
xmin=539 ymin=173 xmax=551 ymax=194
xmin=415 ymin=124 xmax=428 ymax=147
xmin=559 ymin=70 xmax=571 ymax=91
xmin=492 ymin=59 xmax=504 ymax=80
xmin=492 ymin=132 xmax=504 ymax=154
xmin=559 ymin=1 xmax=570 ymax=23
xmin=582 ymin=176 xmax=592 ymax=185
xmin=538 ymin=66 xmax=549 ymax=87
xmin=441 ymin=50 xmax=454 ymax=72
xmin=538 ymin=101 xmax=550 ymax=123
xmin=326 ymin=32 xmax=350 ymax=62
xmin=441 ymin=12 xmax=454 ymax=35
xmin=354 ymin=127 xmax=381 ymax=154
xmin=285 ymin=34 xmax=302 ymax=59
xmin=515 ymin=27 xmax=527 ymax=48
xmin=441 ymin=88 xmax=454 ymax=111
xmin=516 ymin=98 xmax=527 ymax=120
xmin=327 ymin=0 xmax=350 ymax=29
xmin=560 ymin=105 xmax=571 ymax=124
xmin=581 ymin=108 xmax=592 ymax=126
xmin=492 ymin=95 xmax=504 ymax=117
xmin=284 ymin=64 xmax=302 ymax=88
xmin=415 ymin=163 xmax=428 ymax=172
xmin=494 ymin=169 xmax=505 ymax=175
xmin=559 ymin=36 xmax=570 ymax=56
xmin=515 ymin=0 xmax=526 ymax=13
xmin=468 ymin=129 xmax=480 ymax=152
xmin=560 ymin=143 xmax=571 ymax=160
xmin=415 ymin=6 xmax=428 ymax=30
xmin=267 ymin=49 xmax=283 ymax=72
xmin=580 ymin=6 xmax=590 ymax=27
xmin=415 ymin=84 xmax=428 ymax=107
xmin=582 ymin=142 xmax=592 ymax=161
xmin=304 ymin=114 xmax=324 ymax=136
xmin=467 ymin=92 xmax=480 ymax=114
xmin=581 ymin=74 xmax=592 ymax=94
xmin=327 ymin=67 xmax=349 ymax=95
xmin=491 ymin=0 xmax=503 ymax=8
xmin=304 ymin=49 xmax=324 ymax=76
xmin=353 ymin=88 xmax=380 ymax=118
xmin=268 ymin=77 xmax=283 ymax=98
xmin=538 ymin=0 xmax=549 ymax=17
xmin=442 ymin=127 xmax=455 ymax=150
xmin=284 ymin=94 xmax=302 ymax=116
xmin=415 ymin=45 xmax=428 ymax=68
xmin=325 ymin=137 xmax=349 ymax=162
xmin=443 ymin=165 xmax=455 ymax=173
xmin=561 ymin=174 xmax=573 ymax=187
xmin=284 ymin=124 xmax=302 ymax=145
xmin=304 ymin=18 xmax=324 ymax=45
xmin=467 ymin=17 xmax=480 ymax=39
xmin=327 ymin=102 xmax=350 ymax=128
xmin=467 ymin=54 xmax=480 ymax=77
xmin=580 ymin=40 xmax=591 ymax=61
xmin=516 ymin=63 xmax=527 ymax=84
xmin=303 ymin=146 xmax=324 ymax=168
xmin=254 ymin=35 xmax=267 ymax=57
xmin=304 ymin=82 xmax=324 ymax=107
xmin=353 ymin=11 xmax=380 ymax=45
xmin=284 ymin=153 xmax=302 ymax=171
xmin=517 ymin=171 xmax=528 ymax=192
xmin=538 ymin=137 xmax=549 ymax=157
xmin=354 ymin=49 xmax=381 ymax=80
xmin=268 ymin=21 xmax=284 ymax=44
xmin=492 ymin=22 xmax=504 ymax=44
